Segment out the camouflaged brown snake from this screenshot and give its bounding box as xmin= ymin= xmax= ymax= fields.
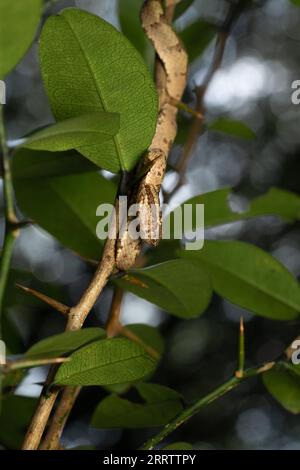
xmin=116 ymin=0 xmax=188 ymax=270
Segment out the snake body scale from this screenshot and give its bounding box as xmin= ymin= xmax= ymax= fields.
xmin=115 ymin=0 xmax=188 ymax=271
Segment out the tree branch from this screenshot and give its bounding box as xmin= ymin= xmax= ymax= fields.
xmin=40 ymin=386 xmax=80 ymax=450
xmin=106 ymin=286 xmax=124 ymax=338
xmin=22 ymin=233 xmax=116 ymax=449
xmin=165 ymin=0 xmax=245 ymax=202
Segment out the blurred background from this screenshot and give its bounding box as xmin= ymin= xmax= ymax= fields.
xmin=1 ymin=0 xmax=300 ymax=450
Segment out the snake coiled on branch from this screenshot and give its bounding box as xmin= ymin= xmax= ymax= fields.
xmin=116 ymin=0 xmax=188 ymax=270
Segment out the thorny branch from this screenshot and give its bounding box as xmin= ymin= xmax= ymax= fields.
xmin=141 ymin=319 xmax=297 ymax=450
xmin=141 ymin=361 xmax=276 ymax=450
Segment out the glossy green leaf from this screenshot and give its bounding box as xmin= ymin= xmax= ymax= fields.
xmin=104 ymin=325 xmax=163 ymax=394
xmin=208 ymin=118 xmax=255 ymax=140
xmin=116 ymin=259 xmax=212 ymax=318
xmin=163 ymin=442 xmax=193 ymax=450
xmin=146 ymin=240 xmax=181 ymax=265
xmin=165 ymin=187 xmax=300 ymax=236
xmin=91 ymin=383 xmax=182 ymax=428
xmin=0 ymin=0 xmax=42 ymax=78
xmin=54 ymin=338 xmax=157 ymax=386
xmin=0 ymin=395 xmax=37 ymax=449
xmin=180 ymin=20 xmax=216 ymax=62
xmin=263 ymin=364 xmax=300 ymax=414
xmin=40 ymin=8 xmax=158 ymax=172
xmin=118 ymin=0 xmax=154 ymax=65
xmin=179 ymin=241 xmax=300 ymax=320
xmin=22 ymin=112 xmax=120 ymax=152
xmin=12 ymin=149 xmax=117 ymax=259
xmin=26 ymin=328 xmax=105 ymax=359
xmin=12 ymin=148 xmax=97 ymax=179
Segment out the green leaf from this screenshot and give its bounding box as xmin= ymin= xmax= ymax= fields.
xmin=0 ymin=395 xmax=37 ymax=449
xmin=54 ymin=338 xmax=157 ymax=386
xmin=125 ymin=324 xmax=164 ymax=357
xmin=22 ymin=112 xmax=120 ymax=152
xmin=104 ymin=325 xmax=164 ymax=394
xmin=26 ymin=328 xmax=106 ymax=359
xmin=0 ymin=0 xmax=42 ymax=78
xmin=40 ymin=8 xmax=158 ymax=172
xmin=12 ymin=149 xmax=117 ymax=259
xmin=12 ymin=148 xmax=97 ymax=179
xmin=116 ymin=259 xmax=212 ymax=318
xmin=118 ymin=0 xmax=154 ymax=65
xmin=263 ymin=364 xmax=300 ymax=414
xmin=165 ymin=187 xmax=300 ymax=236
xmin=91 ymin=383 xmax=182 ymax=428
xmin=146 ymin=240 xmax=181 ymax=265
xmin=247 ymin=188 xmax=300 ymax=223
xmin=174 ymin=0 xmax=195 ymax=20
xmin=208 ymin=118 xmax=256 ymax=140
xmin=179 ymin=240 xmax=300 ymax=320
xmin=180 ymin=20 xmax=216 ymax=62
xmin=290 ymin=0 xmax=300 ymax=7
xmin=163 ymin=442 xmax=193 ymax=450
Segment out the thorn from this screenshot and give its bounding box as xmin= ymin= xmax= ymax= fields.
xmin=121 ymin=326 xmax=160 ymax=360
xmin=78 ymin=255 xmax=98 ymax=267
xmin=240 ymin=316 xmax=244 ymax=334
xmin=16 ymin=283 xmax=70 ymax=316
xmin=170 ymin=97 xmax=203 ymax=119
xmin=257 ymin=361 xmax=275 ymax=374
xmin=236 ymin=316 xmax=245 ymax=379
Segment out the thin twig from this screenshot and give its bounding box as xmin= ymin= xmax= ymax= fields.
xmin=121 ymin=326 xmax=160 ymax=360
xmin=0 ymin=104 xmax=19 ymax=337
xmin=165 ymin=1 xmax=245 ymax=202
xmin=3 ymin=356 xmax=69 ymax=374
xmin=141 ymin=361 xmax=275 ymax=450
